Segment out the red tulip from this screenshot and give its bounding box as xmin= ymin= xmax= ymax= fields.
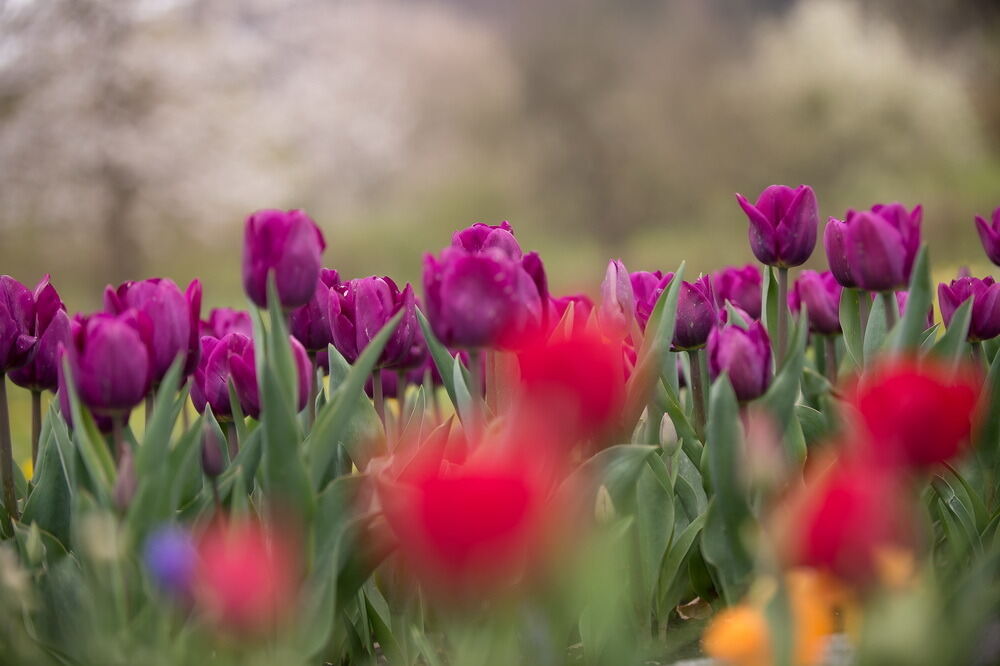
xmin=848 ymin=358 xmax=982 ymax=470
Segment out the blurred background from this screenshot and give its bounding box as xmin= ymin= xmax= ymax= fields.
xmin=1 ymin=0 xmax=999 ymax=313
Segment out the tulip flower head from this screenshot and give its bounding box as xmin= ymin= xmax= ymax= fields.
xmin=228 ymin=335 xmax=311 ymax=419
xmin=848 ymin=357 xmax=982 ymax=470
xmin=736 ymin=184 xmax=819 ymax=268
xmin=0 ymin=275 xmax=37 ymax=373
xmin=194 ymin=519 xmax=299 ymax=633
xmin=712 ymin=264 xmax=763 ymax=320
xmin=938 ymin=276 xmax=1000 ymax=342
xmin=200 ymin=308 xmax=253 ymax=339
xmin=242 ymin=209 xmax=326 ymax=310
xmin=789 ymin=270 xmax=842 ymax=335
xmin=974 ymin=207 xmax=1000 ymax=266
xmin=707 ymin=321 xmax=772 ymax=402
xmin=289 ymin=268 xmax=340 ymax=353
xmin=549 ymin=293 xmax=594 ymax=334
xmin=10 ymin=276 xmax=70 ymax=392
xmin=423 ymin=236 xmax=544 ymax=349
xmin=191 ymin=333 xmax=251 ymax=420
xmin=825 ymin=204 xmax=922 ymax=291
xmin=105 ymin=278 xmax=201 ymax=384
xmin=330 ymin=276 xmax=425 ymax=369
xmin=598 ymin=260 xmax=638 ymax=340
xmin=673 ymin=275 xmax=717 ymax=350
xmin=629 ymin=270 xmax=669 ymax=331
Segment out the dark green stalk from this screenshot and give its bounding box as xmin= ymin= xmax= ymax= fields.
xmin=31 ymin=390 xmax=41 ymax=468
xmin=687 ymin=349 xmax=707 ymax=442
xmin=777 ymin=267 xmax=789 ymax=363
xmin=858 ymin=290 xmax=871 ymax=336
xmin=111 ymin=415 xmax=125 ymax=464
xmin=145 ymin=392 xmax=154 ymax=428
xmin=881 ymin=291 xmax=898 ymax=330
xmin=307 ymin=353 xmax=318 ymax=428
xmin=0 ymin=375 xmax=18 ymax=520
xmin=225 ymin=421 xmax=239 ymax=458
xmin=396 ymin=369 xmax=407 ymax=444
xmin=825 ymin=336 xmax=838 ymax=384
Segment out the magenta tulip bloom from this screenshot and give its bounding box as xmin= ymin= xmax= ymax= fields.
xmin=242 ymin=209 xmax=326 ymax=310
xmin=423 ymin=245 xmax=543 ymax=349
xmin=0 ymin=276 xmax=37 ymax=373
xmin=105 ymin=278 xmax=200 ymax=384
xmin=736 ymin=185 xmax=819 ymax=268
xmin=10 ymin=277 xmax=70 ymax=392
xmin=630 ymin=270 xmax=669 ymax=330
xmin=938 ymin=276 xmax=1000 ymax=342
xmin=201 ymin=308 xmax=253 ymax=339
xmin=827 ymin=204 xmax=922 ymax=292
xmin=789 ymin=270 xmax=842 ymax=335
xmin=707 ymin=321 xmax=772 ymax=402
xmin=598 ymin=260 xmax=637 ymax=340
xmin=975 ymin=207 xmax=1000 ymax=266
xmin=712 ymin=265 xmax=762 ymax=320
xmin=673 ymin=275 xmax=717 ymax=350
xmin=65 ymin=312 xmax=152 ymax=418
xmin=191 ymin=333 xmax=251 ymax=420
xmin=229 ymin=335 xmax=311 ymax=419
xmin=550 ymin=293 xmax=594 ymax=333
xmin=452 ymin=221 xmax=522 ymax=260
xmin=331 ymin=276 xmax=425 ymax=369
xmin=289 ymin=269 xmax=340 ymax=353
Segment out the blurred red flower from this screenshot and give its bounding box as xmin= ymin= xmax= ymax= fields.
xmin=194 ymin=519 xmax=299 ymax=633
xmin=847 ymin=358 xmax=982 ymax=470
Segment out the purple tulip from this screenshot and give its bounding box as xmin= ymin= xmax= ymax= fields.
xmin=975 ymin=207 xmax=1000 ymax=266
xmin=630 ymin=270 xmax=670 ymax=330
xmin=144 ymin=525 xmax=196 ymax=597
xmin=65 ymin=312 xmax=152 ymax=418
xmin=182 ymin=280 xmax=203 ymax=377
xmin=452 ymin=221 xmax=523 ymax=260
xmin=330 ymin=276 xmax=425 ymax=369
xmin=423 ymin=245 xmax=543 ymax=349
xmin=200 ymin=308 xmax=253 ymax=339
xmin=827 ymin=204 xmax=922 ymax=292
xmin=711 ymin=265 xmax=763 ymax=320
xmin=290 ymin=269 xmax=340 ymax=353
xmin=707 ymin=321 xmax=772 ymax=402
xmin=229 ymin=334 xmax=311 ymax=419
xmin=598 ymin=260 xmax=636 ymax=340
xmin=105 ymin=278 xmax=200 ymax=385
xmin=242 ymin=209 xmax=326 ymax=310
xmin=938 ymin=276 xmax=1000 ymax=342
xmin=673 ymin=275 xmax=717 ymax=350
xmin=892 ymin=291 xmax=934 ymax=330
xmin=789 ymin=270 xmax=842 ymax=335
xmin=0 ymin=276 xmax=37 ymax=373
xmin=735 ymin=185 xmax=819 ymax=268
xmin=10 ymin=277 xmax=70 ymax=392
xmin=191 ymin=333 xmax=251 ymax=419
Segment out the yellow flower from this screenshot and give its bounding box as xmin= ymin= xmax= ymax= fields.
xmin=20 ymin=458 xmax=33 ymax=482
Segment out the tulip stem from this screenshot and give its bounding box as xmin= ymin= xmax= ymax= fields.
xmin=971 ymin=341 xmax=984 ymax=367
xmin=31 ymin=390 xmax=41 ymax=469
xmin=181 ymin=380 xmax=191 ymax=432
xmin=145 ymin=392 xmax=154 ymax=429
xmin=777 ymin=267 xmax=789 ymax=363
xmin=468 ymin=349 xmax=484 ymax=441
xmin=881 ymin=291 xmax=898 ymax=330
xmin=858 ymin=290 xmax=871 ymax=334
xmin=687 ymin=349 xmax=707 ymax=442
xmin=307 ymin=353 xmax=318 ymax=428
xmin=0 ymin=375 xmax=19 ymax=520
xmin=111 ymin=416 xmax=125 ymax=465
xmin=225 ymin=422 xmax=239 ymax=458
xmin=372 ymin=371 xmax=385 ymax=427
xmin=824 ymin=336 xmax=838 ymax=385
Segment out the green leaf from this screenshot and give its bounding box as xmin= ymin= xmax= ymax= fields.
xmin=307 ymin=310 xmax=403 ymax=490
xmin=59 ymin=357 xmax=113 ymax=503
xmin=839 ymin=288 xmax=863 ymax=368
xmin=636 ymin=458 xmax=674 ymax=614
xmin=560 ymin=445 xmax=659 ymax=510
xmin=930 ymin=298 xmax=972 ymax=365
xmin=135 ymin=358 xmax=186 ymax=478
xmin=759 ymin=311 xmax=809 ymax=459
xmin=656 ymin=512 xmax=706 ymax=617
xmin=416 ymin=308 xmax=458 ymax=408
xmin=795 ymin=404 xmax=829 ymax=448
xmin=21 ymin=408 xmax=72 ymax=549
xmin=451 ymin=355 xmax=473 ymax=428
xmin=762 ymin=267 xmax=779 ymax=353
xmin=892 ymin=245 xmax=932 ymax=351
xmin=863 ymin=293 xmax=888 ymax=361
xmin=932 ymin=477 xmax=981 ymax=554
xmin=700 ymin=377 xmax=754 ymax=604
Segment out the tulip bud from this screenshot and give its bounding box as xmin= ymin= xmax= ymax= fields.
xmin=452 ymin=221 xmax=522 ymax=259
xmin=827 ymin=204 xmax=922 ymax=292
xmin=974 ymin=207 xmax=1000 ymax=266
xmin=788 ymin=270 xmax=842 ymax=335
xmin=289 ymin=268 xmax=340 ymax=353
xmin=182 ymin=280 xmax=203 ymax=377
xmin=330 ymin=276 xmax=425 ymax=369
xmin=707 ymin=321 xmax=772 ymax=402
xmin=712 ymin=265 xmax=763 ymax=320
xmin=201 ymin=426 xmax=225 ymax=478
xmin=938 ymin=276 xmax=1000 ymax=342
xmin=229 ymin=335 xmax=312 ymax=419
xmin=105 ymin=278 xmax=194 ymax=385
xmin=66 ymin=312 xmax=151 ymax=418
xmin=630 ymin=270 xmax=671 ymax=331
xmin=823 ymin=218 xmax=856 ymax=288
xmin=242 ymin=209 xmax=326 ymax=310
xmin=0 ymin=275 xmax=37 ymax=373
xmin=598 ymin=260 xmax=636 ymax=340
xmin=10 ymin=276 xmax=70 ymax=392
xmin=114 ymin=446 xmax=137 ymax=511
xmin=200 ymin=308 xmax=253 ymax=338
xmin=191 ymin=333 xmax=251 ymax=419
xmin=674 ymin=275 xmax=717 ymax=350
xmin=736 ymin=184 xmax=819 ymax=268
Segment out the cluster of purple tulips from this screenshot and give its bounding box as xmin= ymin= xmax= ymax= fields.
xmin=0 ymin=186 xmax=998 ymax=523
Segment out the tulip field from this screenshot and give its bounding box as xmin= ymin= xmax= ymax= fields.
xmin=0 ymin=189 xmax=999 ymax=665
